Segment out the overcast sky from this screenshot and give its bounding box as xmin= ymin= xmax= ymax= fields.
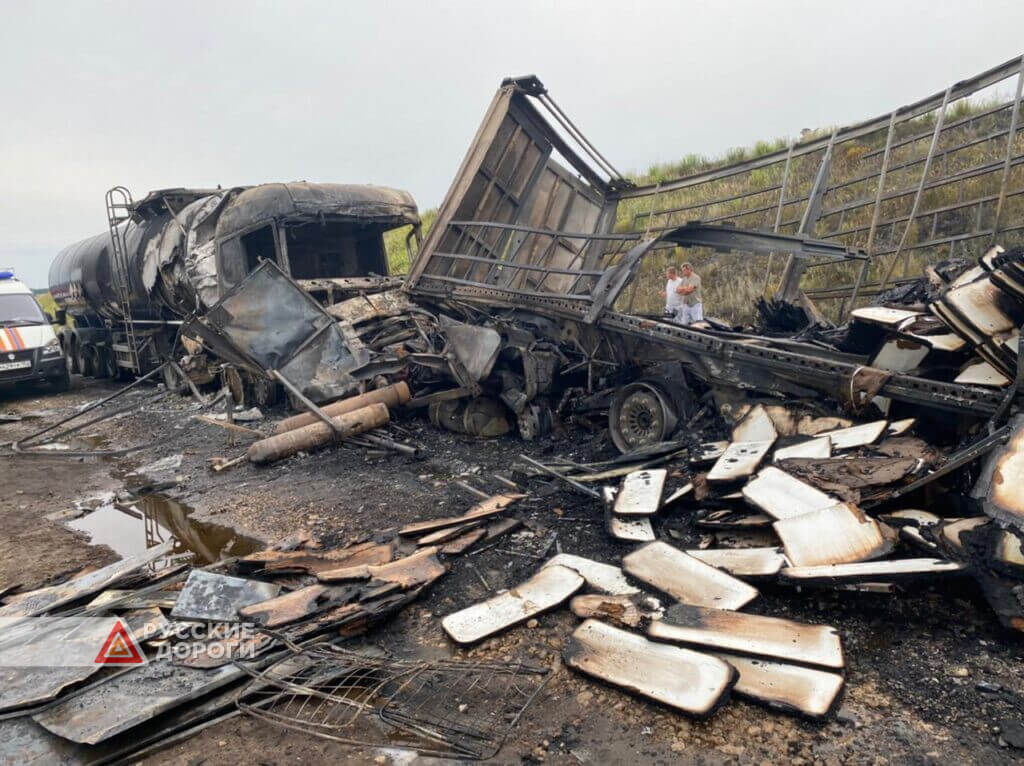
xmin=3 ymin=0 xmax=1024 ymax=287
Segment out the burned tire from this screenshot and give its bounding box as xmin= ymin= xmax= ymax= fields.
xmin=221 ymin=366 xmax=246 ymax=407
xmin=608 ymin=381 xmax=679 ymax=454
xmin=76 ymin=343 xmax=95 ymax=378
xmin=249 ymin=374 xmax=279 ymax=409
xmin=161 ymin=363 xmax=188 ymax=395
xmin=92 ymin=346 xmax=115 ymax=379
xmin=64 ymin=338 xmax=79 ymax=375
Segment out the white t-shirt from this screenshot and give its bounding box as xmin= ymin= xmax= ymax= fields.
xmin=665 ymin=277 xmax=683 ymax=311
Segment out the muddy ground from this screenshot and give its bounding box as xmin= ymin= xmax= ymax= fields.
xmin=2 ymin=376 xmax=1024 ymax=765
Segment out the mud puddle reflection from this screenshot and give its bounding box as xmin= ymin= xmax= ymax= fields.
xmin=68 ymin=493 xmax=262 ymax=566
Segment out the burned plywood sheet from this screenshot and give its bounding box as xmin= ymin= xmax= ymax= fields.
xmin=543 ymin=554 xmax=640 ymax=596
xmin=622 ymin=542 xmax=758 ymax=610
xmin=441 ymin=565 xmax=583 ymax=644
xmin=319 ymin=547 xmax=446 ymax=588
xmin=648 ymin=604 xmax=843 ymax=669
xmin=441 ymin=528 xmax=487 ymax=555
xmin=399 ymin=494 xmax=525 ymax=537
xmin=33 ymin=660 xmax=243 ymax=745
xmin=773 ymin=503 xmax=893 ymax=567
xmin=564 ymin=619 xmax=736 ymax=718
xmin=687 ymin=547 xmax=787 ymax=577
xmin=973 ymin=415 xmax=1024 ymax=531
xmin=779 ymin=558 xmax=966 ymax=584
xmin=239 ymin=542 xmax=393 ymax=575
xmin=238 ymin=584 xmax=343 ymax=627
xmin=816 ymin=421 xmax=888 ymax=450
xmin=607 ymin=512 xmax=656 ymax=542
xmin=170 ymin=570 xmax=280 ymax=623
xmin=696 ymin=510 xmax=774 ymax=529
xmin=773 ymin=436 xmax=831 ymax=462
xmin=732 ymin=404 xmax=778 ymax=443
xmin=569 ymin=594 xmax=663 ymax=628
xmin=713 ymin=652 xmax=844 ymax=718
xmin=691 ymin=441 xmax=729 ymax=464
xmin=613 ymin=469 xmax=666 ymax=516
xmin=707 ymin=441 xmax=775 ymax=482
xmin=742 ymin=467 xmax=835 ymax=520
xmin=0 ymin=541 xmax=173 ymax=619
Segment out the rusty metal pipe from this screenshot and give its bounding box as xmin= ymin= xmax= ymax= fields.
xmin=248 ymin=403 xmax=390 ymax=464
xmin=271 ymin=382 xmax=411 ymax=435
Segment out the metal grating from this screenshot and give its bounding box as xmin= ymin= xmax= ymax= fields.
xmin=235 ymin=642 xmax=550 ymax=760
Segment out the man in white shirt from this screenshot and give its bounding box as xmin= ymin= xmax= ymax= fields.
xmin=661 ymin=265 xmax=683 ymax=318
xmin=674 ymin=262 xmax=703 ymax=325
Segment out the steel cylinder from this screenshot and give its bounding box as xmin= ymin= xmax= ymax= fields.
xmin=272 ymin=381 xmax=410 ymax=435
xmin=247 ymin=403 xmax=390 ymax=464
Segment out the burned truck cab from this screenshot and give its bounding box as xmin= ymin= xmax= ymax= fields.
xmin=213 ymin=183 xmax=418 ymax=300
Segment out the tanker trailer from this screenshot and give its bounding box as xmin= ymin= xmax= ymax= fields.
xmin=49 ymin=183 xmax=420 ymax=400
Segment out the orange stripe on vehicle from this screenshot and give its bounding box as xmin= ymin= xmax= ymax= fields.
xmin=10 ymin=328 xmax=25 ymax=350
xmin=0 ymin=329 xmax=9 ymax=352
xmin=5 ymin=328 xmax=20 ymax=350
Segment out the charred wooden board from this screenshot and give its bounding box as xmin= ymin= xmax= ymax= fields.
xmin=773 ymin=503 xmax=893 ymax=567
xmin=544 ymin=554 xmax=640 ymax=596
xmin=779 ymin=558 xmax=966 ymax=584
xmin=569 ymin=595 xmax=662 ymax=628
xmin=742 ymin=467 xmax=835 ymax=520
xmin=648 ymin=603 xmax=843 ymax=669
xmin=563 ymin=619 xmax=736 ymax=718
xmin=714 ymin=652 xmax=844 ymax=718
xmin=613 ymin=470 xmax=666 ymax=516
xmin=622 ymin=542 xmax=758 ymax=610
xmin=238 ymin=542 xmax=393 ymax=575
xmin=687 ymin=547 xmax=786 ymax=577
xmin=442 ymin=565 xmax=583 ymax=644
xmin=399 ymin=494 xmax=525 ymax=537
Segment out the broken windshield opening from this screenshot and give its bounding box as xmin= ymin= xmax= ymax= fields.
xmin=282 ymin=220 xmax=390 ymax=279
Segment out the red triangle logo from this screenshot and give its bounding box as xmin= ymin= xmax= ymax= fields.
xmin=94 ymin=619 xmax=146 ymax=664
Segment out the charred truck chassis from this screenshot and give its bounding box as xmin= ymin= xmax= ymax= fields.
xmin=49 ymin=183 xmax=419 ymax=399
xmin=391 ymin=70 xmax=1023 ymax=449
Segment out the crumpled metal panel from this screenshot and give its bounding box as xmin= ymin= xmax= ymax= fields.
xmin=33 ymin=659 xmax=244 ymax=745
xmin=185 ymin=260 xmax=369 ymax=402
xmin=169 ymin=570 xmax=280 ymax=623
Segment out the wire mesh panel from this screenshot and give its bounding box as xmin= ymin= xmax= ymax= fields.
xmin=236 ymin=643 xmax=550 ymax=760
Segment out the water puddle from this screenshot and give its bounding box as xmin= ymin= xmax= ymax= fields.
xmin=67 ymin=493 xmax=262 ymax=567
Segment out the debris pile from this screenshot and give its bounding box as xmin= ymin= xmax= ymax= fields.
xmin=0 ymin=500 xmax=542 ymax=763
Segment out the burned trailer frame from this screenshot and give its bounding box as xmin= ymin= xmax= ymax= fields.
xmin=405 ymin=71 xmax=1022 ymax=447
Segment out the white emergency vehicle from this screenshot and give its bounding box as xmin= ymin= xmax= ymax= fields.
xmin=0 ymin=269 xmax=70 ymax=391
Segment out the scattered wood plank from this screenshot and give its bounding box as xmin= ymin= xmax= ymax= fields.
xmin=441 ymin=564 xmax=583 ymax=644
xmin=564 ymin=619 xmax=736 ymax=718
xmin=648 ymin=604 xmax=844 ymax=669
xmin=399 ymin=494 xmax=525 ymax=537
xmin=622 ymin=542 xmax=758 ymax=610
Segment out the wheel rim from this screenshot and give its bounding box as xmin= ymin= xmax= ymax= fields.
xmin=609 ymin=382 xmax=678 ymax=453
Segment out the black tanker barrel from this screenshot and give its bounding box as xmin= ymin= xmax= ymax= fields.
xmin=49 ymin=213 xmax=174 ymax=322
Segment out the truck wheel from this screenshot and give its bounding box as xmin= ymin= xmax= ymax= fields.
xmin=161 ymin=363 xmax=188 ymax=395
xmin=92 ymin=347 xmax=113 ymax=379
xmin=249 ymin=375 xmax=279 ymax=409
xmin=77 ymin=344 xmax=96 ymax=377
xmin=221 ymin=366 xmax=246 ymax=407
xmin=64 ymin=338 xmax=80 ymax=375
xmin=608 ymin=381 xmax=679 ymax=454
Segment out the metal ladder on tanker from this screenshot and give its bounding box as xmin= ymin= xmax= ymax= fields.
xmin=105 ymin=186 xmax=142 ymax=374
